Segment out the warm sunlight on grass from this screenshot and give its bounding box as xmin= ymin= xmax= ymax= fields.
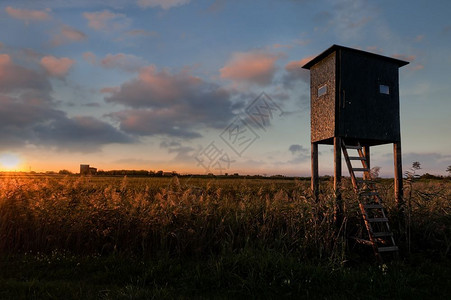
xmin=0 ymin=153 xmax=23 ymax=171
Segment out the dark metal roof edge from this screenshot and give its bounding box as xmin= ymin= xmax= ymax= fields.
xmin=301 ymin=44 xmax=409 ymax=69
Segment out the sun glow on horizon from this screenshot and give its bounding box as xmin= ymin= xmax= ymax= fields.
xmin=0 ymin=153 xmax=23 ymax=171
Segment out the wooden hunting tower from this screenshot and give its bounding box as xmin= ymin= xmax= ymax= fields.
xmin=302 ymin=45 xmax=408 ymax=260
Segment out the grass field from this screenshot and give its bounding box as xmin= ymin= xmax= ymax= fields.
xmin=0 ymin=174 xmax=450 ymax=298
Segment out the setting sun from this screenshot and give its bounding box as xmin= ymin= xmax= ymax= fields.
xmin=0 ymin=153 xmax=22 ymax=171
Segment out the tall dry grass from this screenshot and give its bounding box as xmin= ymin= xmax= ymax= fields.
xmin=0 ymin=175 xmax=449 ymax=260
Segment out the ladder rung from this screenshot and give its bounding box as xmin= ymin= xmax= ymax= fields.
xmin=378 ymin=246 xmax=398 ymax=252
xmin=368 ymin=217 xmax=388 ymax=223
xmin=344 ymin=145 xmax=362 ymax=150
xmin=349 ymin=156 xmax=365 ymax=160
xmin=373 ymin=232 xmax=393 ymax=238
xmin=363 ymin=204 xmax=384 ymax=209
xmin=353 ymin=168 xmax=369 ymax=172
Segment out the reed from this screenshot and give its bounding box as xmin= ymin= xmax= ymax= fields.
xmin=0 ymin=175 xmax=449 ymax=260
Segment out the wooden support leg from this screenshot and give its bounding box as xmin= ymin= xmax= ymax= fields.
xmin=334 ymin=137 xmax=343 ymax=227
xmin=311 ymin=142 xmax=319 ymax=201
xmin=394 ymin=142 xmax=404 ymax=213
xmin=363 ymin=145 xmax=370 ymax=180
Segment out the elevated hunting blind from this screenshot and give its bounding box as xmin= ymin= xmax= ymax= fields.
xmin=302 ymin=45 xmax=409 ymax=261
xmin=303 ymin=45 xmax=408 ymax=145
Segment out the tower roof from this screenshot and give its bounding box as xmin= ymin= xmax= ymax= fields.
xmin=302 ymin=44 xmax=409 ymax=70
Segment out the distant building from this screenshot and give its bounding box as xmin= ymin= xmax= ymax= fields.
xmin=80 ymin=164 xmax=97 ymax=175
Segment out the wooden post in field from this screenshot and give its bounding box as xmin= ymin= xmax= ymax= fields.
xmin=363 ymin=145 xmax=370 ymax=180
xmin=334 ymin=137 xmax=342 ymax=226
xmin=394 ymin=142 xmax=404 ymax=213
xmin=311 ymin=142 xmax=319 ymax=201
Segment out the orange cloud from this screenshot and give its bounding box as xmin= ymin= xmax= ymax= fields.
xmin=0 ymin=54 xmax=51 ymax=93
xmin=101 ymin=53 xmax=147 ymax=72
xmin=52 ymin=25 xmax=86 ymax=46
xmin=83 ymin=10 xmax=129 ymax=31
xmin=281 ymin=55 xmax=313 ymax=88
xmin=273 ymin=44 xmax=293 ymax=49
xmin=105 ymin=66 xmax=235 ymax=138
xmin=411 ymin=64 xmax=424 ymax=71
xmin=393 ymin=54 xmax=424 ymax=71
xmin=40 ymin=56 xmax=75 ymax=77
xmin=5 ymin=6 xmax=51 ymax=21
xmin=285 ymin=56 xmax=316 ymax=71
xmin=220 ymin=51 xmax=280 ymax=85
xmin=0 ymin=54 xmax=12 ymax=66
xmin=83 ymin=52 xmax=97 ymax=64
xmin=393 ymin=54 xmax=416 ymax=62
xmin=100 ymin=87 xmax=120 ymax=94
xmin=366 ymin=46 xmax=384 ymax=54
xmin=136 ymin=65 xmax=192 ymax=102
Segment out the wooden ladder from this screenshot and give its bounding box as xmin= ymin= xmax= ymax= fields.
xmin=341 ymin=140 xmax=398 ymax=262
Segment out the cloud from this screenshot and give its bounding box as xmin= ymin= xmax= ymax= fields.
xmin=100 ymin=86 xmax=120 ymax=94
xmin=0 ymin=94 xmax=61 ymax=129
xmin=105 ymin=66 xmax=236 ymax=138
xmin=220 ymin=51 xmax=280 ymax=86
xmin=137 ymin=0 xmax=191 ymax=10
xmin=287 ymin=144 xmax=309 ymax=163
xmin=125 ymin=29 xmax=157 ymax=37
xmin=289 ymin=144 xmax=306 ymax=154
xmin=378 ymin=152 xmax=451 ymax=176
xmin=315 ymin=0 xmax=373 ymax=40
xmin=160 ymin=140 xmax=196 ymax=161
xmin=40 ymin=56 xmax=75 ymax=78
xmin=206 ymin=0 xmax=226 ymax=13
xmin=83 ymin=10 xmax=130 ymax=31
xmin=33 ymin=116 xmax=132 ymax=150
xmin=0 ymin=54 xmax=51 ymax=93
xmin=5 ymin=6 xmax=51 ymax=22
xmin=366 ymin=46 xmax=384 ymax=54
xmin=52 ymin=25 xmax=86 ymax=46
xmin=0 ymin=95 xmax=131 ymax=151
xmin=108 ymin=109 xmax=202 ymax=138
xmin=115 ymin=29 xmax=159 ymax=41
xmin=392 ymin=54 xmax=416 ymax=62
xmin=83 ymin=52 xmax=97 ymax=64
xmin=415 ymin=35 xmax=425 ymax=42
xmin=410 ymin=64 xmax=424 ymax=71
xmin=392 ymin=54 xmax=424 ymax=71
xmin=0 ymin=54 xmax=131 ymax=151
xmin=272 ymin=38 xmax=310 ymax=50
xmin=273 ymin=44 xmax=293 ymax=49
xmin=282 ymin=56 xmax=313 ymax=88
xmin=101 ymin=53 xmax=148 ymax=72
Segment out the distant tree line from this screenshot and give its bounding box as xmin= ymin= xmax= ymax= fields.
xmin=95 ymin=170 xmax=178 ymax=177
xmin=51 ymin=164 xmax=450 ymax=179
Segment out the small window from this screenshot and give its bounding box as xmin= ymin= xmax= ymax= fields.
xmin=379 ymin=84 xmax=390 ymax=95
xmin=318 ymin=85 xmax=327 ymax=97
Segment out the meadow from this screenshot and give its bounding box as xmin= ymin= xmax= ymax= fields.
xmin=0 ymin=174 xmax=450 ymax=299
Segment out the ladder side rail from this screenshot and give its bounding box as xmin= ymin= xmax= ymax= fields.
xmin=341 ymin=142 xmax=359 ymax=193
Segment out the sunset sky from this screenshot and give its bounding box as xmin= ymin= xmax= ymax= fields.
xmin=0 ymin=0 xmax=450 ymax=176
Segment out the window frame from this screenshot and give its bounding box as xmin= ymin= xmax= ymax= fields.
xmin=379 ymin=84 xmax=390 ymax=95
xmin=318 ymin=84 xmax=327 ymax=97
